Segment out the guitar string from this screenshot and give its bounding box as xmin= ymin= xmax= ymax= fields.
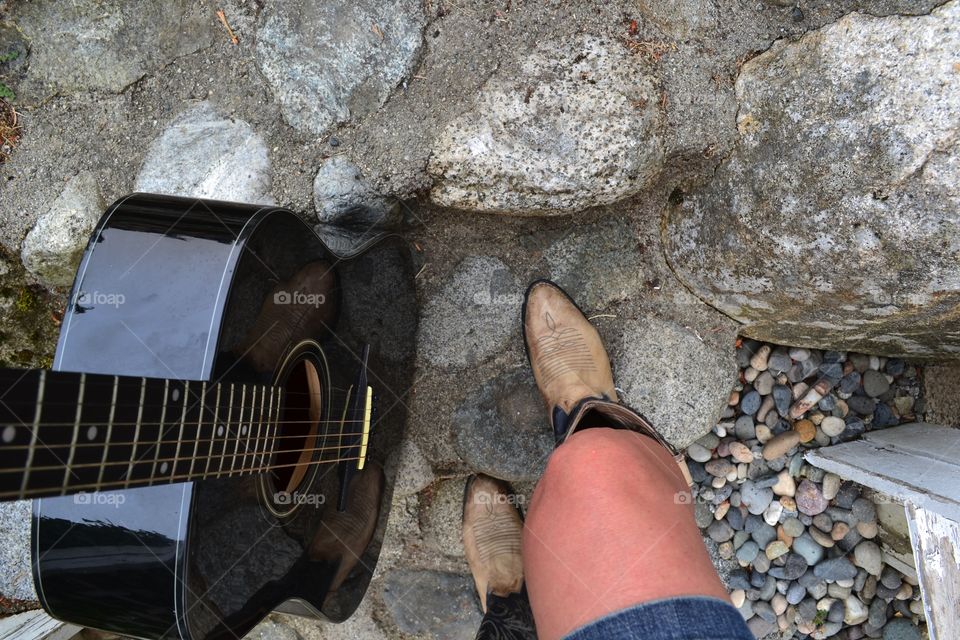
xmin=0 ymin=428 xmax=379 ymax=451
xmin=6 ymin=455 xmax=368 ymax=499
xmin=8 ymin=441 xmax=377 ymax=474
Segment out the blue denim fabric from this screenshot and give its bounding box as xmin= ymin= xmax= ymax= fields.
xmin=562 ymin=596 xmax=754 ymax=640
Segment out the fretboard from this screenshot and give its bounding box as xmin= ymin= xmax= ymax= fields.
xmin=0 ymin=369 xmax=283 ymax=500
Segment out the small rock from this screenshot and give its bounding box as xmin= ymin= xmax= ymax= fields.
xmin=751 ymin=523 xmax=778 ymax=548
xmin=769 ymin=553 xmax=807 ymax=580
xmin=729 ymin=441 xmax=754 ymax=464
xmin=735 ymin=415 xmax=756 ymax=440
xmin=772 ymin=470 xmax=797 ymax=497
xmin=822 ymin=473 xmax=842 ymax=500
xmin=821 ymin=416 xmax=846 ymax=437
xmin=755 ymin=424 xmax=773 ymax=443
xmin=839 ymin=371 xmax=862 ymax=394
xmin=789 ymin=347 xmax=810 ymax=361
xmin=754 ymin=370 xmax=775 ymax=395
xmin=741 ymin=480 xmax=774 ymax=515
xmin=768 ymin=348 xmax=792 ymax=375
xmin=757 ymin=395 xmax=777 ymax=422
xmin=863 ymin=370 xmax=891 ymax=398
xmin=772 ymin=384 xmax=793 ymax=416
xmin=737 ymin=540 xmax=760 ymax=564
xmin=731 ymin=588 xmax=747 ymax=608
xmin=844 ymin=595 xmax=869 ymax=625
xmin=794 ymin=419 xmax=816 ymax=443
xmin=787 ymin=581 xmax=807 ymax=604
xmin=764 ymin=501 xmax=784 ymax=526
xmin=882 ymin=618 xmax=921 ymax=640
xmin=740 ymin=390 xmax=762 ymax=415
xmin=834 ymin=482 xmax=862 ymax=509
xmin=686 ymin=442 xmax=712 ymax=463
xmin=750 ymin=345 xmax=771 ymax=371
xmin=868 ymin=596 xmax=888 ymax=629
xmin=857 ymin=521 xmax=878 ymax=539
xmin=839 ymin=417 xmax=866 ymax=441
xmin=796 ymin=479 xmax=829 ymax=516
xmin=766 ymin=540 xmax=790 ymax=560
xmin=793 ymin=533 xmax=825 ymax=565
xmin=705 ymin=459 xmax=736 ymax=477
xmin=853 ymin=541 xmax=883 ymax=576
xmin=881 ymin=566 xmax=904 ymax=590
xmin=782 ymin=517 xmax=804 ymax=538
xmin=814 ymin=556 xmax=858 ymax=581
xmin=852 ymin=498 xmax=877 ymax=524
xmin=847 ymin=395 xmax=877 ymax=416
xmin=314 ymin=156 xmax=400 ymax=228
xmin=763 ymin=431 xmax=801 ymax=461
xmin=708 ymin=519 xmax=735 ymax=543
xmin=381 ymin=569 xmax=481 ymax=637
xmin=831 ymin=522 xmax=851 ymax=541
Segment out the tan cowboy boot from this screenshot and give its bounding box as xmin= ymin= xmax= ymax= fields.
xmin=522 ymin=280 xmax=692 ymax=484
xmin=462 ymin=474 xmax=524 ymax=613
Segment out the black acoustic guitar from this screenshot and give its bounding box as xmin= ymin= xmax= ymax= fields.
xmin=0 ymin=194 xmax=417 ymax=639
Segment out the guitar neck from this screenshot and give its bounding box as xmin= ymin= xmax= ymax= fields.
xmin=0 ymin=369 xmax=285 ymax=501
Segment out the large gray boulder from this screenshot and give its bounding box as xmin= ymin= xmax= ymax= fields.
xmin=256 ymin=0 xmax=425 ymax=136
xmin=428 ymin=35 xmax=664 ymax=215
xmin=134 ymin=102 xmax=273 ymax=204
xmin=664 ymin=2 xmax=960 ymax=358
xmin=17 ymin=0 xmax=213 ymax=94
xmin=21 ymin=171 xmax=104 ymax=288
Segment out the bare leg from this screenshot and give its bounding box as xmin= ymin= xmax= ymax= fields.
xmin=523 ymin=428 xmax=729 ymax=640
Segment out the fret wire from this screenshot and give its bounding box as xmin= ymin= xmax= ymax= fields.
xmin=220 ymin=384 xmax=234 ymax=478
xmin=62 ymin=373 xmax=86 ymax=494
xmin=253 ymin=385 xmax=265 ymax=474
xmin=19 ymin=371 xmax=46 ymax=496
xmin=230 ymin=384 xmax=245 ymax=476
xmin=95 ymin=375 xmax=119 ymax=490
xmin=264 ymin=387 xmax=275 ymax=469
xmin=150 ymin=379 xmax=169 ymax=485
xmin=124 ymin=376 xmax=147 ymax=489
xmin=171 ymin=381 xmax=189 ymax=482
xmin=204 ymin=382 xmax=221 ymax=478
xmin=243 ymin=385 xmax=257 ymax=473
xmin=188 ymin=381 xmax=206 ymax=478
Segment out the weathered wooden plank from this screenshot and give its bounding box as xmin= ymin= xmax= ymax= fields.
xmin=0 ymin=609 xmax=79 ymax=640
xmin=804 ymin=423 xmax=960 ymax=522
xmin=907 ymin=505 xmax=960 ymax=640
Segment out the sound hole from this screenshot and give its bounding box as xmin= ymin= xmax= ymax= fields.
xmin=270 ymin=359 xmax=322 ymax=495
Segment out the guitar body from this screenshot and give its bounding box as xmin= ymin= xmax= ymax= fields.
xmin=30 ymin=194 xmax=416 ymax=639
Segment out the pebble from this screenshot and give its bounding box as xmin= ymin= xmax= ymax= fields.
xmin=809 ymin=527 xmax=836 ymax=548
xmin=769 ymin=553 xmax=807 ymax=580
xmin=852 ymin=497 xmax=877 ymax=524
xmin=750 ymin=345 xmax=771 ymax=371
xmin=834 ymin=482 xmax=861 ymax=509
xmin=856 ymin=521 xmax=878 ymax=539
xmin=793 ymin=533 xmax=825 ymax=565
xmin=762 ymin=430 xmax=801 ymax=460
xmin=771 ymin=593 xmax=788 ymax=616
xmin=741 ymin=481 xmax=774 ymax=515
xmin=782 ymin=517 xmax=804 ymax=538
xmin=754 ymin=370 xmax=775 ymax=395
xmin=730 ymin=588 xmax=746 ymax=608
xmin=880 ymin=566 xmax=903 ymax=590
xmin=744 ymin=366 xmax=760 ymax=383
xmin=740 ymin=390 xmax=762 ymax=415
xmin=847 ymin=395 xmax=877 ymax=415
xmin=882 ymin=618 xmax=921 ymax=640
xmin=714 ymin=502 xmax=730 ymax=520
xmin=727 ymin=505 xmax=745 ymax=530
xmin=832 ymin=522 xmax=851 ymax=541
xmin=787 ymin=581 xmax=806 ymax=605
xmin=873 ymin=402 xmax=898 ymax=427
xmin=757 ymin=395 xmax=776 ymax=422
xmin=789 ymin=347 xmax=810 ymax=361
xmin=705 ymin=459 xmax=736 ymax=477
xmin=863 ymin=369 xmax=891 ymax=398
xmin=736 ymin=540 xmax=760 ymax=563
xmin=772 ymin=384 xmax=793 ymax=417
xmin=814 ymin=556 xmax=858 ymax=581
xmin=695 ymin=501 xmax=714 ymax=528
xmin=794 ymin=418 xmax=816 ymax=442
xmin=753 ymin=552 xmax=771 ymax=573
xmin=796 ymin=479 xmax=829 ymax=516
xmin=771 ymin=470 xmax=796 ymax=497
xmin=840 ymin=416 xmax=866 ymax=441
xmin=844 ymin=595 xmax=869 ymax=625
xmin=821 ymin=416 xmax=846 ymax=437
xmin=734 ymin=415 xmax=756 ymax=440
xmin=764 ymin=501 xmax=784 ymax=526
xmin=766 ymin=540 xmax=790 ymax=560
xmin=839 ymin=371 xmax=862 ymax=394
xmin=729 ymin=441 xmax=754 ymax=463
xmin=822 ymin=473 xmax=842 ymax=500
xmin=755 ymin=424 xmax=773 ymax=443
xmin=768 ymin=348 xmax=792 ymax=375
xmin=686 ymin=442 xmax=712 ymax=463
xmin=752 ymin=523 xmax=778 ymax=548
xmin=853 ymin=541 xmax=883 ymax=576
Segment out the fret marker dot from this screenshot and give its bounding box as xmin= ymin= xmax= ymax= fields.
xmin=86 ymin=426 xmax=98 ymax=441
xmin=240 ymin=425 xmax=247 ymax=435
xmin=172 ymin=388 xmax=181 ymax=402
xmin=2 ymin=426 xmax=14 ymax=443
xmin=160 ymin=462 xmax=169 ymax=474
xmin=217 ymin=425 xmax=225 ymax=436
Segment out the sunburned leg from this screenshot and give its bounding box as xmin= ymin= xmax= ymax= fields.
xmin=522 ymin=428 xmax=729 ymax=640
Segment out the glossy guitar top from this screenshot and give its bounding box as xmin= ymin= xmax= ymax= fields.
xmin=27 ymin=194 xmax=417 ymax=639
